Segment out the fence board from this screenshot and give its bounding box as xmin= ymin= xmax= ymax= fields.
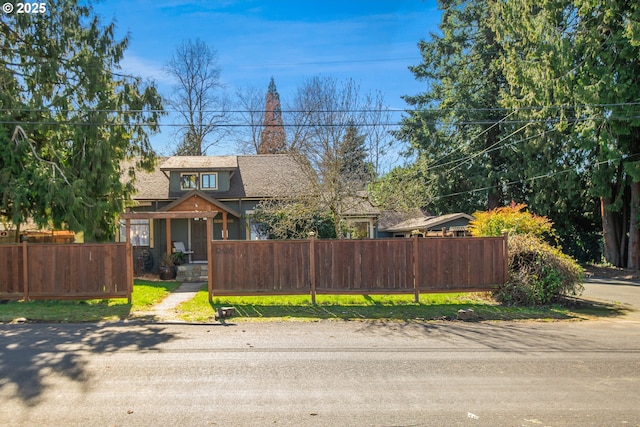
xmin=210 ymin=240 xmax=310 ymax=295
xmin=0 ymin=243 xmax=130 ymax=300
xmin=314 ymin=239 xmax=414 ymax=293
xmin=208 ymin=236 xmax=506 ymax=299
xmin=416 ymin=237 xmax=505 ymax=292
xmin=0 ymin=245 xmax=24 ymax=298
xmin=26 ymin=244 xmax=129 ymax=299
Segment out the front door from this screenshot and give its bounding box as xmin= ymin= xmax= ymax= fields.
xmin=190 ymin=219 xmax=208 ymax=261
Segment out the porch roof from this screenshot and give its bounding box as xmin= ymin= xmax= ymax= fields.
xmin=159 ymin=190 xmax=241 ymax=217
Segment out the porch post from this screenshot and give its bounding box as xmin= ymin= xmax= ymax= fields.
xmin=165 ymin=217 xmax=172 ymax=257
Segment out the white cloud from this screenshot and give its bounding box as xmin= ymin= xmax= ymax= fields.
xmin=119 ymin=54 xmax=172 ymax=86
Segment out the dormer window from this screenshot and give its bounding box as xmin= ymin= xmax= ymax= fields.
xmin=201 ymin=173 xmax=218 ymax=189
xmin=180 ymin=173 xmax=198 ymax=190
xmin=179 ymin=172 xmax=218 ymax=190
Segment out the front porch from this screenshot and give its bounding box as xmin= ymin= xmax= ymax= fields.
xmin=122 ymin=190 xmax=242 ymax=283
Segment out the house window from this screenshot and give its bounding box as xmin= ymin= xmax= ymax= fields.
xmin=349 ymin=221 xmax=372 ymax=239
xmin=201 ymin=173 xmax=217 ymax=189
xmin=119 ymin=219 xmax=152 ymax=246
xmin=180 ymin=173 xmax=198 ymax=190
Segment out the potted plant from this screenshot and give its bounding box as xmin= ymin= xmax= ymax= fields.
xmin=159 ymin=252 xmax=177 ymax=280
xmin=171 ymin=251 xmax=186 ymax=266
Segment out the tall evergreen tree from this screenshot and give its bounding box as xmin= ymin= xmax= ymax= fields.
xmin=0 ymin=0 xmax=163 ymax=241
xmin=495 ymin=0 xmax=640 ymax=268
xmin=258 ymin=77 xmax=286 ymax=154
xmin=338 ymin=124 xmax=370 ymax=189
xmin=398 ymin=0 xmax=508 ymax=214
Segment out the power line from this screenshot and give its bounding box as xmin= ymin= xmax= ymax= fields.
xmin=431 ymin=153 xmax=640 ymax=202
xmin=2 ymin=102 xmax=640 ymax=115
xmin=2 ymin=114 xmax=640 ymax=128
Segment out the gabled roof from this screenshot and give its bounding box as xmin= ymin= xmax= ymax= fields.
xmin=160 ymin=156 xmax=238 ymax=170
xmin=159 ymin=190 xmax=241 ymax=217
xmin=379 ymin=212 xmax=474 ymax=233
xmin=129 ymin=154 xmax=312 ymax=200
xmin=341 ymin=192 xmax=381 ymax=217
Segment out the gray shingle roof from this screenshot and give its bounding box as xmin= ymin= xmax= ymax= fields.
xmin=122 ymin=157 xmax=170 ymax=201
xmin=236 ymin=155 xmax=312 ymax=198
xmin=379 ymin=211 xmax=474 ymax=233
xmin=160 ymin=156 xmax=238 ymax=170
xmin=129 ymin=154 xmax=312 ymax=200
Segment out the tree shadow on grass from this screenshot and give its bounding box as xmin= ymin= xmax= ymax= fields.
xmin=0 ymin=299 xmax=131 ymax=323
xmin=207 ymin=301 xmax=625 ymax=322
xmin=205 ymin=291 xmax=630 ymax=322
xmin=0 ymin=323 xmax=176 ymax=405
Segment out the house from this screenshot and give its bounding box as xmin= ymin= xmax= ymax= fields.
xmin=120 ymin=154 xmax=333 ymax=271
xmin=377 ymin=210 xmax=474 ymax=238
xmin=119 ymin=154 xmax=474 ymax=275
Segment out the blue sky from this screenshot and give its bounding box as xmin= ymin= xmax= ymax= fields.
xmin=91 ymin=0 xmax=441 ymax=155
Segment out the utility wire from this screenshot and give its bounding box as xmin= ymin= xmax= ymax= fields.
xmin=1 ymin=102 xmax=640 ymax=115
xmin=2 ymin=115 xmax=640 ymax=128
xmin=431 ymin=153 xmax=640 ymax=202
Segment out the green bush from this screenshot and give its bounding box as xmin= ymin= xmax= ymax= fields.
xmin=495 ymin=235 xmax=584 ymax=306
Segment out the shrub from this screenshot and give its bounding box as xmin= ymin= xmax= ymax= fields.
xmin=469 ymin=202 xmax=556 ymax=240
xmin=495 ymin=234 xmax=584 ymax=306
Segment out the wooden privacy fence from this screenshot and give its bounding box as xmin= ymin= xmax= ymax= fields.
xmin=208 ymin=235 xmax=508 ymax=302
xmin=0 ymin=242 xmax=132 ymax=302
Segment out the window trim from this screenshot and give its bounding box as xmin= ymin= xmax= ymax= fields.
xmin=180 ymin=173 xmax=198 ymax=190
xmin=200 ymin=172 xmax=218 ymax=190
xmin=119 ymin=219 xmax=154 ymax=247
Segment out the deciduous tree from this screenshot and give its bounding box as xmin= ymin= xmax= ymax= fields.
xmin=286 ymin=77 xmax=376 ymax=237
xmin=165 ymin=38 xmax=229 ymax=156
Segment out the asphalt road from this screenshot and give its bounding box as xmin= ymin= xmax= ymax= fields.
xmin=1 ymin=283 xmax=639 ymax=427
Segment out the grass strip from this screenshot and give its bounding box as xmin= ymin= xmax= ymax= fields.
xmin=0 ymin=280 xmax=180 ymax=323
xmin=0 ymin=281 xmax=624 ymax=323
xmin=175 ymin=290 xmax=620 ymax=323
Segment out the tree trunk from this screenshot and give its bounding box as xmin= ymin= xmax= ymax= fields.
xmin=628 ymin=181 xmax=640 ymax=269
xmin=601 ymin=196 xmax=622 ymax=267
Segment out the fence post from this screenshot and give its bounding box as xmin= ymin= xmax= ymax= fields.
xmin=503 ymin=232 xmax=509 ymax=284
xmin=208 ymin=216 xmax=214 ymax=304
xmin=125 ymin=219 xmax=133 ymax=304
xmin=22 ymin=239 xmax=29 ymax=301
xmin=413 ymin=235 xmax=419 ymax=303
xmin=309 ymin=234 xmax=316 ymax=304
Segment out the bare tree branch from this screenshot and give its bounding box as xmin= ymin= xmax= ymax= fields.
xmin=164 ymin=39 xmax=230 ymax=155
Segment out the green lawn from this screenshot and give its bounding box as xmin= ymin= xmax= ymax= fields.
xmin=0 ymin=280 xmax=624 ymax=323
xmin=0 ymin=280 xmax=180 ymax=323
xmin=175 ymin=289 xmax=621 ymax=323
